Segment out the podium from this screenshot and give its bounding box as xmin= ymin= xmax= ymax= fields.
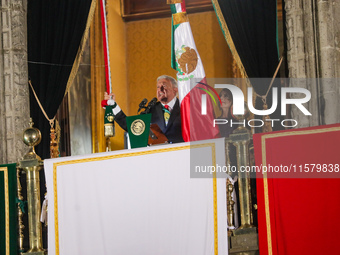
xmin=126 ymin=114 xmax=169 ymax=148
xmin=148 ymin=123 xmax=169 ymax=145
xmin=44 ymin=139 xmax=228 ymax=255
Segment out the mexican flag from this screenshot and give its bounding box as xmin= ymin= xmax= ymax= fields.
xmin=169 ymin=0 xmax=220 ymax=141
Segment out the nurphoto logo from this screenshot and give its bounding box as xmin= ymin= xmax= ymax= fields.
xmin=200 ymin=83 xmax=312 ymax=129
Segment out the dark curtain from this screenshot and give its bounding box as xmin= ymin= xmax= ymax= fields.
xmin=213 ymin=0 xmax=282 ymax=130
xmin=27 ymin=0 xmax=93 ymax=160
xmin=216 ymin=0 xmax=279 ymax=80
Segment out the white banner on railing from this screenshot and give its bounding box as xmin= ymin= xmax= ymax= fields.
xmin=44 ymin=139 xmax=227 ymax=255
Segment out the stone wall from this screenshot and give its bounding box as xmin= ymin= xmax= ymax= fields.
xmin=285 ymin=0 xmax=340 ymax=127
xmin=0 ymin=0 xmax=30 ymax=164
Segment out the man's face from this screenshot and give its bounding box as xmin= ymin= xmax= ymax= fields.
xmin=156 ymin=78 xmax=178 ymax=104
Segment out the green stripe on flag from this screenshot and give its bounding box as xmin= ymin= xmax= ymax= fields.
xmin=171 ymin=18 xmax=180 ymax=70
xmin=170 ymin=4 xmax=177 ymax=14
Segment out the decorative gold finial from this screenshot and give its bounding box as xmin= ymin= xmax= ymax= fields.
xmin=18 ymin=118 xmax=45 ymax=254
xmin=22 ymin=117 xmax=42 ymax=160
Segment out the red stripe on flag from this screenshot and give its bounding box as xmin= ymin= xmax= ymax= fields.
xmin=99 ymin=0 xmax=111 ymax=93
xmin=180 ymin=95 xmax=191 ymax=142
xmin=181 ymin=1 xmax=186 ymax=12
xmin=181 ymin=78 xmax=220 ymax=142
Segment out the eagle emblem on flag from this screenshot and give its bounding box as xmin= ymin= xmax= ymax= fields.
xmin=175 ymin=45 xmax=198 ymax=78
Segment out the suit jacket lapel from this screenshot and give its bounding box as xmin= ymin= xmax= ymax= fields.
xmin=154 ymin=103 xmax=166 ymax=132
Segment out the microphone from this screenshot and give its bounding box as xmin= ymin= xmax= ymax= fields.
xmin=137 ymin=98 xmax=148 ymax=113
xmin=148 ymin=97 xmax=157 ymax=107
xmin=144 ymin=97 xmax=158 ymax=114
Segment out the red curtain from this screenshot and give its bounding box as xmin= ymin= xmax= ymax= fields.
xmin=254 ymin=124 xmax=340 ymax=255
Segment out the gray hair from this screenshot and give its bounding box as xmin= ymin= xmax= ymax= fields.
xmin=157 ymin=75 xmax=178 ymax=88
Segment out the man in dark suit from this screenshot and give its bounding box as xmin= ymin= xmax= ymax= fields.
xmin=102 ymin=75 xmax=184 ymax=143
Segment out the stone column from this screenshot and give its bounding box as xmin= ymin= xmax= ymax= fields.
xmin=285 ymin=0 xmax=340 ymax=127
xmin=316 ymin=0 xmax=340 ymax=124
xmin=0 ymin=0 xmax=30 ymax=164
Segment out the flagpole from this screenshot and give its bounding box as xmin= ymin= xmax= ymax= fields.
xmin=99 ymin=0 xmax=112 ymax=94
xmin=100 ymin=0 xmax=115 ymax=147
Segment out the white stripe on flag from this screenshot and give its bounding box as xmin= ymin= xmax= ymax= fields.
xmin=175 ymin=3 xmax=183 ymax=13
xmin=174 ymin=22 xmax=205 ymax=103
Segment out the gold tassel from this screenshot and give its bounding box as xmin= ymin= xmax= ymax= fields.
xmin=262 ymin=103 xmax=273 ymax=133
xmin=50 ymin=120 xmax=60 ymax=158
xmin=55 ymin=119 xmax=61 ymax=146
